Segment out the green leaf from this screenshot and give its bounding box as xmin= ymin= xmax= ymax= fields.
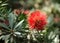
xmin=14 ymin=19 xmax=24 ymax=29
xmin=0 ymin=34 xmax=11 ymax=43
xmin=0 ymin=1 xmax=2 ymax=3
xmin=0 ymin=23 xmax=9 ymax=30
xmin=18 ymin=14 xmax=26 ymax=21
xmin=14 ymin=32 xmax=21 ymax=37
xmin=8 ymin=13 xmax=16 ymax=29
xmin=4 ymin=34 xmax=11 ymax=43
xmin=1 ymin=3 xmax=8 ymax=6
xmin=0 ymin=36 xmax=4 ymax=39
xmin=6 ymin=9 xmax=12 ymax=14
xmin=47 ymin=15 xmax=53 ymax=25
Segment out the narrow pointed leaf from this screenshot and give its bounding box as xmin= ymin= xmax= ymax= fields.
xmin=0 ymin=36 xmax=4 ymax=39
xmin=4 ymin=34 xmax=11 ymax=43
xmin=14 ymin=19 xmax=24 ymax=29
xmin=0 ymin=23 xmax=9 ymax=30
xmin=8 ymin=13 xmax=16 ymax=29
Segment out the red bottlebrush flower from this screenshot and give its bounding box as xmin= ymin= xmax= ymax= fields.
xmin=23 ymin=10 xmax=29 ymax=15
xmin=28 ymin=10 xmax=47 ymax=30
xmin=13 ymin=9 xmax=21 ymax=15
